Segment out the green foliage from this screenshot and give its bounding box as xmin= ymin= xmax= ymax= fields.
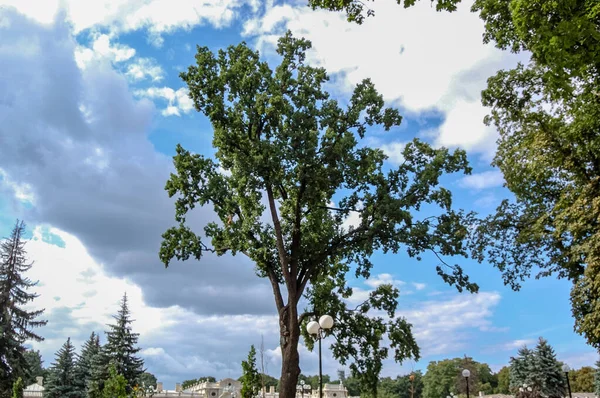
xmin=570 ymin=366 xmax=595 ymax=392
xmin=509 ymin=338 xmax=565 ymax=398
xmin=102 ymin=363 xmax=128 ymax=398
xmin=138 ymin=372 xmax=157 ymax=390
xmin=496 ymin=366 xmax=510 ymax=394
xmin=74 ymin=332 xmax=101 ymax=396
xmin=306 ymin=0 xmax=462 ymax=24
xmin=23 ymin=350 xmax=49 ymax=386
xmin=241 ymin=346 xmax=262 ymax=398
xmin=11 ymin=378 xmax=23 ymax=398
xmin=161 ymin=30 xmax=483 ymax=396
xmin=92 ymin=294 xmax=145 ymax=395
xmin=469 ymin=0 xmax=600 ymax=348
xmin=379 ymin=371 xmax=424 ymax=398
xmin=44 ymin=337 xmax=79 ymax=398
xmin=183 ymin=377 xmax=217 ymax=389
xmin=422 ymin=359 xmax=460 ymax=398
xmin=0 ymin=220 xmax=47 ymax=395
xmin=595 ymin=360 xmax=600 ymax=396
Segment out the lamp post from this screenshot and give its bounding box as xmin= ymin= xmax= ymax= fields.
xmin=409 ymin=374 xmax=415 ymax=398
xmin=562 ymin=364 xmax=572 ymax=398
xmin=307 ymin=315 xmax=335 ymax=398
xmin=462 ymin=369 xmax=471 ymax=398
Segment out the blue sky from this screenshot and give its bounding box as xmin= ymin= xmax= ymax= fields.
xmin=0 ymin=0 xmax=597 ymax=390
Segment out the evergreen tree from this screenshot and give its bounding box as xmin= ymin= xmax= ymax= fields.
xmin=241 ymin=345 xmax=261 ymax=398
xmin=74 ymin=332 xmax=101 ymax=396
xmin=23 ymin=350 xmax=48 ymax=385
xmin=44 ymin=337 xmax=78 ymax=398
xmin=0 ymin=220 xmax=47 ymax=396
xmin=94 ymin=293 xmax=145 ymax=394
xmin=509 ymin=347 xmax=534 ymax=392
xmin=534 ymin=338 xmax=566 ymax=398
xmin=10 ymin=378 xmax=23 ymax=398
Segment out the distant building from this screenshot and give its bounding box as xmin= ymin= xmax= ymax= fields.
xmin=149 ymin=378 xmax=349 ymax=398
xmin=23 ymin=376 xmax=44 ymax=398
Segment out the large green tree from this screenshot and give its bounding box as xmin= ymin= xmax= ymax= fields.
xmin=469 ymin=0 xmax=600 ymax=348
xmin=533 ymin=338 xmax=565 ymax=398
xmin=496 ymin=366 xmax=510 ymax=394
xmin=160 ymin=31 xmax=484 ymax=397
xmin=570 ymin=366 xmax=595 ymax=392
xmin=509 ymin=346 xmax=535 ymax=392
xmin=23 ymin=350 xmax=49 ymax=386
xmin=44 ymin=338 xmax=78 ymax=398
xmin=0 ymin=220 xmax=47 ymax=397
xmin=595 ymin=360 xmax=600 ymax=396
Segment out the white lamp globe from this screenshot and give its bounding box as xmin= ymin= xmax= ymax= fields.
xmin=319 ymin=315 xmax=334 ymax=329
xmin=562 ymin=364 xmax=570 ymax=373
xmin=462 ymin=369 xmax=471 ymax=378
xmin=307 ymin=321 xmax=320 ymax=335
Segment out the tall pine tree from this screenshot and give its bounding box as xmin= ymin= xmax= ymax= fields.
xmin=92 ymin=293 xmax=144 ymax=395
xmin=509 ymin=346 xmax=535 ymax=392
xmin=0 ymin=220 xmax=46 ymax=397
xmin=74 ymin=332 xmax=101 ymax=396
xmin=44 ymin=337 xmax=78 ymax=398
xmin=533 ymin=338 xmax=565 ymax=398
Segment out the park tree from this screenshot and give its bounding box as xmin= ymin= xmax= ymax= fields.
xmin=422 ymin=359 xmax=461 ymax=398
xmin=496 ymin=366 xmax=510 ymax=394
xmin=96 ymin=294 xmax=145 ymax=394
xmin=241 ymin=345 xmax=262 ymax=398
xmin=533 ymin=338 xmax=565 ymax=398
xmin=44 ymin=338 xmax=78 ymax=398
xmin=595 ymin=360 xmax=600 ymax=396
xmin=74 ymin=332 xmax=101 ymax=395
xmin=160 ymin=31 xmax=485 ymax=397
xmin=509 ymin=347 xmax=535 ymax=392
xmin=468 ymin=0 xmax=600 ymax=348
xmin=102 ymin=363 xmax=128 ymax=398
xmin=23 ymin=350 xmax=48 ymax=386
xmin=0 ymin=220 xmax=47 ymax=396
xmin=571 ymin=366 xmax=595 ymax=392
xmin=10 ymin=378 xmax=23 ymax=398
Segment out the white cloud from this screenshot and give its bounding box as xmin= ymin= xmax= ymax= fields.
xmin=459 ymin=170 xmax=505 ymax=190
xmin=412 ymin=282 xmax=426 ymax=291
xmin=126 ymin=57 xmax=164 ymax=82
xmin=499 ymin=339 xmax=536 ymax=351
xmin=137 ymin=86 xmax=194 ymax=116
xmin=365 ymin=273 xmax=406 ymax=289
xmin=380 ymin=141 xmax=407 ymax=165
xmin=74 ymin=33 xmax=135 ymax=69
xmin=0 ymin=168 xmax=35 ymax=204
xmin=0 ymin=0 xmax=259 ymax=41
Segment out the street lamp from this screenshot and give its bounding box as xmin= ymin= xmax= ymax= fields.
xmin=298 ymin=380 xmax=311 ymax=398
xmin=462 ymin=369 xmax=471 ymax=398
xmin=307 ymin=315 xmax=335 ymax=398
xmin=562 ymin=364 xmax=572 ymax=398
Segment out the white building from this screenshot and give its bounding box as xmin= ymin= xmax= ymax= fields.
xmin=23 ymin=376 xmax=44 ymax=398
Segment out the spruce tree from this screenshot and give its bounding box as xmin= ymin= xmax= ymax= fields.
xmin=74 ymin=332 xmax=100 ymax=395
xmin=44 ymin=337 xmax=79 ymax=398
xmin=95 ymin=293 xmax=145 ymax=394
xmin=241 ymin=345 xmax=261 ymax=398
xmin=0 ymin=220 xmax=47 ymax=396
xmin=509 ymin=346 xmax=535 ymax=392
xmin=534 ymin=338 xmax=566 ymax=398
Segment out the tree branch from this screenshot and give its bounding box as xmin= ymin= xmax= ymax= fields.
xmin=266 ymin=184 xmax=292 ymax=289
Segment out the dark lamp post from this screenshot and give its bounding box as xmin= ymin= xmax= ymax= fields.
xmin=462 ymin=369 xmax=471 ymax=398
xmin=562 ymin=364 xmax=572 ymax=398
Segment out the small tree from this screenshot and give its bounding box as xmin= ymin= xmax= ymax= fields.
xmin=102 ymin=363 xmax=128 ymax=398
xmin=496 ymin=366 xmax=510 ymax=394
xmin=241 ymin=345 xmax=261 ymax=398
xmin=74 ymin=332 xmax=101 ymax=395
xmin=509 ymin=346 xmax=535 ymax=392
xmin=44 ymin=338 xmax=78 ymax=398
xmin=11 ymin=378 xmax=23 ymax=398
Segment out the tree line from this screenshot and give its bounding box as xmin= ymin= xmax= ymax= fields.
xmin=0 ymin=221 xmax=154 ymax=398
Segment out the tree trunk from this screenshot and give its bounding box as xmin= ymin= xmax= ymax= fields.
xmin=279 ymin=305 xmax=301 ymax=398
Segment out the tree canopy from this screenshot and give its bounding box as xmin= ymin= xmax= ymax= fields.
xmin=161 ymin=30 xmax=486 ymax=396
xmin=470 ymin=0 xmax=600 ymax=348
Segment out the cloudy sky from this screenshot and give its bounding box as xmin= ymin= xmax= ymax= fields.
xmin=0 ymin=0 xmax=597 ymax=390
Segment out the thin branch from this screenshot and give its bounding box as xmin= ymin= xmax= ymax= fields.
xmin=266 ymin=184 xmax=292 ymax=288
